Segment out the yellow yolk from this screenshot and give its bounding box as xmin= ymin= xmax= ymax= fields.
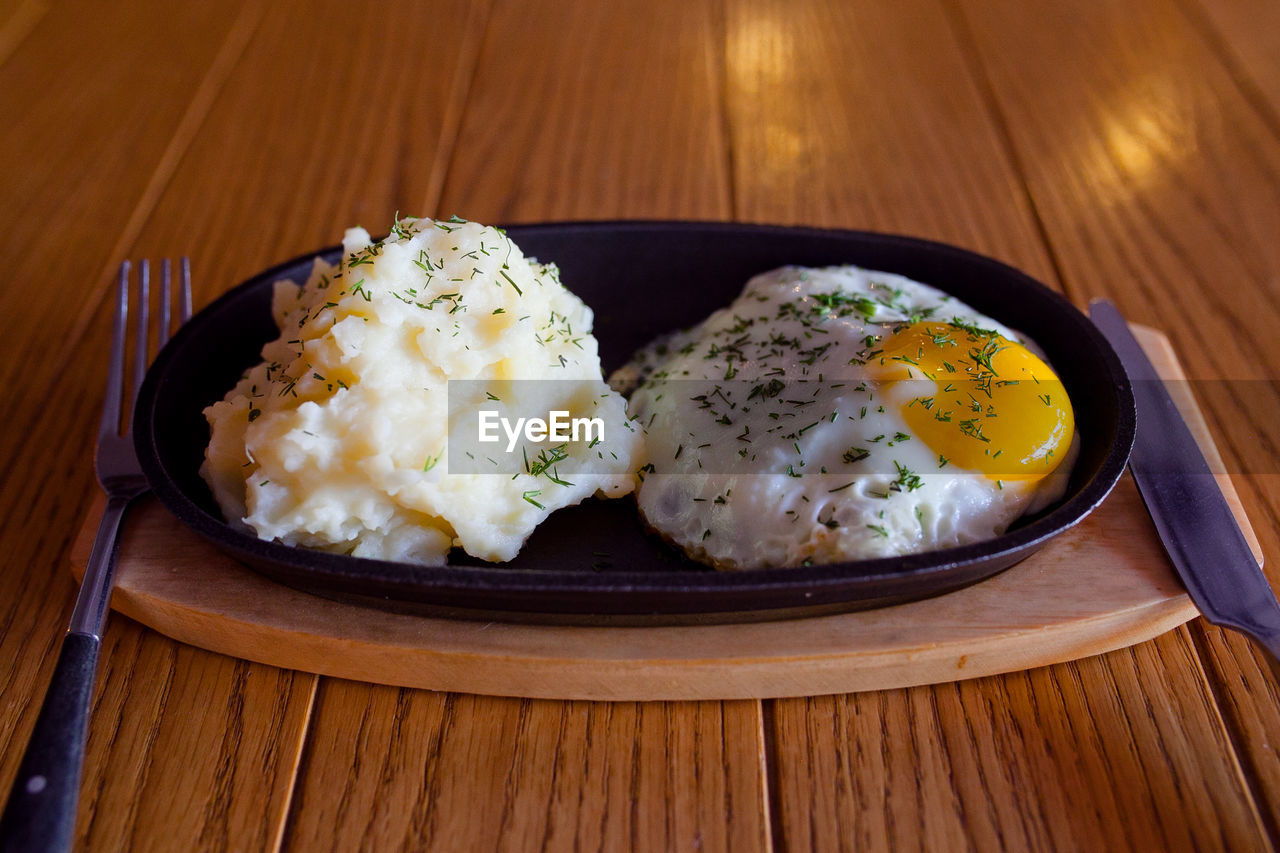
xmin=870 ymin=322 xmax=1074 ymax=481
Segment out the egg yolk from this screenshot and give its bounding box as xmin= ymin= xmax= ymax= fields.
xmin=869 ymin=322 xmax=1074 ymax=481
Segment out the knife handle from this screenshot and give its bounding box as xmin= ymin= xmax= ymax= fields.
xmin=0 ymin=632 xmax=100 ymax=853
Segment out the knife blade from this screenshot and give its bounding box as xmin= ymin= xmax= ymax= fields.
xmin=1089 ymin=298 xmax=1280 ymax=660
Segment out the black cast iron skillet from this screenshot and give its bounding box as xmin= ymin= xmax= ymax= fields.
xmin=133 ymin=221 xmax=1135 ymax=625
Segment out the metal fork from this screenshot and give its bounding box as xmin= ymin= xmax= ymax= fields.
xmin=0 ymin=259 xmax=192 ymax=853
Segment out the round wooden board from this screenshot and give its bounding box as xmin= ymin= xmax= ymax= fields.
xmin=70 ymin=327 xmax=1262 ymax=700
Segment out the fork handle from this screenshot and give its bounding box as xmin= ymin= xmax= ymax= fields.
xmin=0 ymin=494 xmax=130 ymax=853
xmin=0 ymin=632 xmax=100 ymax=853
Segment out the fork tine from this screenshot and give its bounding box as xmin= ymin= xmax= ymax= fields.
xmin=179 ymin=257 xmax=192 ymax=323
xmin=157 ymin=259 xmax=172 ymax=350
xmin=131 ymin=260 xmax=150 ymax=419
xmin=99 ymin=263 xmax=130 ymax=439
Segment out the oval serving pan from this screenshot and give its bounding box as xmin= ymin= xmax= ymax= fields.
xmin=134 ymin=221 xmax=1135 ymax=625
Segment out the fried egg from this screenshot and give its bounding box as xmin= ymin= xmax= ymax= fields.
xmin=611 ymin=265 xmax=1078 ymax=570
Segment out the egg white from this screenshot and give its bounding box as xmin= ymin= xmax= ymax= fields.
xmin=612 ymin=265 xmax=1077 ymax=570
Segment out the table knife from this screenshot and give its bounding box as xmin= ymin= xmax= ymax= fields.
xmin=1089 ymin=299 xmax=1280 ymax=660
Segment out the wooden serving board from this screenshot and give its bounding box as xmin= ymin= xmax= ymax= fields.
xmin=71 ymin=326 xmax=1263 ymax=700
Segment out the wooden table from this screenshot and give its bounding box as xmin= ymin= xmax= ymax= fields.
xmin=3 ymin=0 xmax=1279 ymax=849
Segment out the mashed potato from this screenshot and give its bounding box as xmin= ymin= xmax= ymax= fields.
xmin=201 ymin=216 xmax=642 ymax=565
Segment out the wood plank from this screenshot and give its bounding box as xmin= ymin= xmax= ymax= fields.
xmin=74 ymin=624 xmax=315 ymax=852
xmin=724 ymin=0 xmax=1056 ymax=280
xmin=6 ymin=2 xmax=1273 ymax=850
xmin=129 ymin=0 xmax=490 ymax=279
xmin=723 ymin=0 xmax=1272 ymax=846
xmin=0 ymin=0 xmax=259 ymax=814
xmin=0 ymin=0 xmax=490 ymax=850
xmin=0 ymin=0 xmax=258 ymax=473
xmin=950 ymin=0 xmax=1280 ymax=829
xmin=770 ymin=630 xmax=1267 ymax=851
xmin=282 ymin=1 xmax=762 ymax=848
xmin=437 ymin=0 xmax=731 ymax=222
xmin=72 ymin=0 xmax=493 ymax=847
xmin=0 ymin=0 xmax=46 ymax=66
xmin=0 ymin=1 xmax=330 ymax=848
xmin=1179 ymin=0 xmax=1280 ymax=126
xmin=283 ymin=682 xmax=770 ymax=852
xmin=0 ymin=9 xmax=265 ymax=799
xmin=949 ymin=0 xmax=1280 ymax=386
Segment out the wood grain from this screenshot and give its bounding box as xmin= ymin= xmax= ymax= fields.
xmin=278 ymin=1 xmax=759 ymax=848
xmin=949 ymin=0 xmax=1280 ymax=831
xmin=0 ymin=9 xmax=265 ymax=787
xmin=1177 ymin=0 xmax=1280 ymax=132
xmin=0 ymin=0 xmax=258 ymax=473
xmin=437 ymin=0 xmax=732 ymax=222
xmin=66 ymin=0 xmax=496 ymax=849
xmin=3 ymin=0 xmax=1279 ymax=848
xmin=0 ymin=2 xmax=329 ymax=849
xmin=130 ymin=0 xmax=492 ymax=278
xmin=0 ymin=0 xmax=490 ymax=850
xmin=0 ymin=0 xmax=259 ymax=813
xmin=283 ymin=683 xmax=769 ymax=852
xmin=724 ymin=0 xmax=1057 ymax=281
xmin=73 ymin=626 xmax=315 ymax=852
xmin=725 ymin=0 xmax=1275 ymax=846
xmin=770 ymin=630 xmax=1267 ymax=851
xmin=0 ymin=0 xmax=45 ymax=66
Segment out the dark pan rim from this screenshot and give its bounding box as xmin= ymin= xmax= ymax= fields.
xmin=134 ymin=220 xmax=1136 ymax=612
